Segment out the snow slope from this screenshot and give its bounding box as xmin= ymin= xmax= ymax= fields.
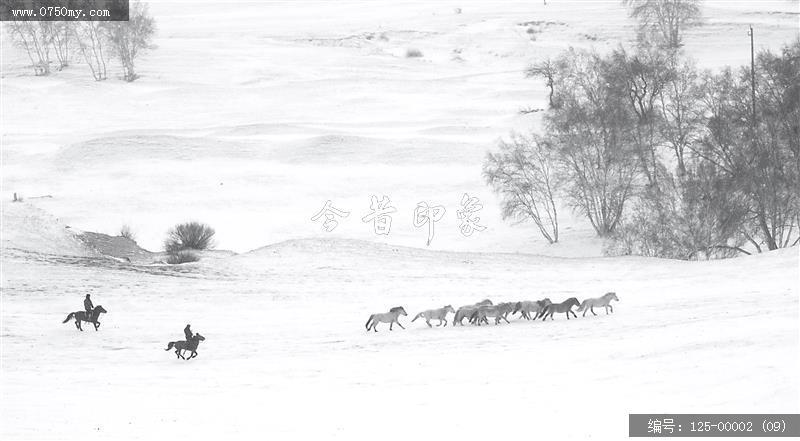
xmin=2 ymin=1 xmax=798 ymax=255
xmin=1 ymin=209 xmax=798 ymax=439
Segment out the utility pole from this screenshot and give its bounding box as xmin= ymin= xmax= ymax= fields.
xmin=748 ymin=25 xmax=757 ymax=125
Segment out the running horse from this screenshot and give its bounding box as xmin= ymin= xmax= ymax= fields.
xmin=165 ymin=333 xmax=206 ymax=360
xmin=62 ymin=305 xmax=108 ymax=331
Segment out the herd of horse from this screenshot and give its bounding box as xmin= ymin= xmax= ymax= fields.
xmin=364 ymin=292 xmax=619 ymax=332
xmin=61 ymin=293 xmax=620 ymax=356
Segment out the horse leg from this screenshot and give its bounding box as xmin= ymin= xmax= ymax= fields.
xmin=591 ymin=306 xmax=597 ymax=316
xmin=442 ymin=318 xmax=447 ymax=327
xmin=75 ymin=319 xmax=81 ymax=331
xmin=94 ymin=321 xmax=100 ymax=330
xmin=397 ymin=321 xmax=405 ymax=330
xmin=426 ymin=319 xmax=432 ymax=328
xmin=570 ymin=310 xmax=578 ymax=318
xmin=389 ymin=322 xmax=394 ymax=331
xmin=609 ymin=304 xmax=613 ymax=313
xmin=583 ymin=308 xmax=587 ymax=317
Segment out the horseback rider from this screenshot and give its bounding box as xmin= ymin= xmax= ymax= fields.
xmin=184 ymin=324 xmax=193 ymax=342
xmin=84 ymin=294 xmax=94 ymax=320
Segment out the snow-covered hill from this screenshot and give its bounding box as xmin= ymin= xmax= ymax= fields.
xmin=2 ymin=1 xmax=797 ymax=255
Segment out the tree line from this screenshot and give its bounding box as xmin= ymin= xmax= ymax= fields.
xmin=484 ymin=0 xmax=799 ymax=259
xmin=5 ymin=0 xmax=155 ymax=81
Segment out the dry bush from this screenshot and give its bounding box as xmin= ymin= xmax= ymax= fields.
xmin=405 ymin=48 xmax=423 ymax=58
xmin=119 ymin=224 xmax=136 ymax=242
xmin=164 ymin=221 xmax=215 ymax=253
xmin=166 ymin=250 xmax=199 ymax=264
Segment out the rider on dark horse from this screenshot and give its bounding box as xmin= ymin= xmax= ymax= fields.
xmin=184 ymin=324 xmax=193 ymax=342
xmin=84 ymin=294 xmax=94 ymax=321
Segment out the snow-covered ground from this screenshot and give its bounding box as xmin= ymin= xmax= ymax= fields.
xmin=2 ymin=1 xmax=799 ymax=439
xmin=1 ymin=202 xmax=798 ymax=439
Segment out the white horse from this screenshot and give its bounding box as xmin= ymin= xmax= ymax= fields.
xmin=577 ymin=292 xmax=619 ymax=316
xmin=470 ymin=302 xmax=515 ymax=325
xmin=412 ymin=305 xmax=455 ymax=327
xmin=365 ymin=306 xmax=407 ymax=332
xmin=453 ymin=299 xmax=492 ymax=326
xmin=512 ymin=298 xmax=551 ymax=320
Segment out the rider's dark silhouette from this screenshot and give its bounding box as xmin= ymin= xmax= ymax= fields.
xmin=184 ymin=324 xmax=193 ymax=341
xmin=84 ymin=294 xmax=94 ymax=320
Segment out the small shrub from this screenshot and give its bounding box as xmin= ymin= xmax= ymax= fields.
xmin=166 ymin=250 xmax=199 ymax=264
xmin=119 ymin=224 xmax=137 ymax=242
xmin=405 ymin=48 xmax=424 ymax=58
xmin=164 ymin=221 xmax=215 ymax=253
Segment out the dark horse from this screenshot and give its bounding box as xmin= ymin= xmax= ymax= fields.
xmin=62 ymin=305 xmax=108 ymax=331
xmin=540 ymin=297 xmax=580 ymax=321
xmin=165 ymin=333 xmax=206 ymax=360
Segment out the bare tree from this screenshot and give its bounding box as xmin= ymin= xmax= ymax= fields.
xmin=623 ymin=0 xmax=702 ymax=48
xmin=104 ymin=0 xmax=155 ymax=82
xmin=695 ymin=42 xmax=800 ymax=251
xmin=657 ymin=57 xmax=704 ymax=178
xmin=525 ymin=58 xmax=560 ymax=108
xmin=610 ymin=46 xmax=673 ymax=187
xmin=72 ymin=20 xmax=109 ymax=81
xmin=484 ymin=133 xmax=560 ymax=243
xmin=545 ymin=50 xmax=641 ymax=236
xmin=6 ymin=21 xmax=52 ymax=75
xmin=45 ymin=21 xmax=72 ymax=70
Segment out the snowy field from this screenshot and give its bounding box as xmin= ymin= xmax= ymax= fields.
xmin=1 ymin=212 xmax=798 ymax=439
xmin=2 ymin=1 xmax=800 ymax=440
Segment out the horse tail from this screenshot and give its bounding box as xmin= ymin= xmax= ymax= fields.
xmin=165 ymin=342 xmax=176 ymax=351
xmin=411 ymin=312 xmax=422 ymax=322
xmin=365 ymin=314 xmax=374 ymax=330
xmin=576 ymin=300 xmax=586 ymax=312
xmin=63 ymin=312 xmax=75 ymax=323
